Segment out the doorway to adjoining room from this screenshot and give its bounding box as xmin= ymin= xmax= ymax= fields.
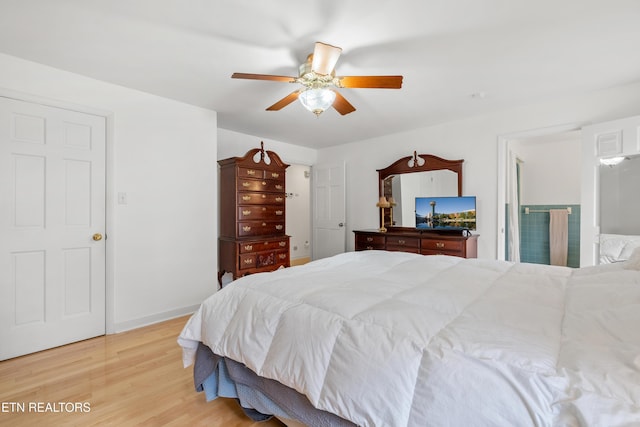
xmin=503 ymin=130 xmax=582 ymax=267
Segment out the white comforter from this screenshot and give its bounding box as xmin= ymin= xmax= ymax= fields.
xmin=178 ymin=251 xmax=640 ymax=427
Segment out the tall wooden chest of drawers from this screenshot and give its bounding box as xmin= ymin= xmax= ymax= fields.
xmin=218 ymin=143 xmax=290 ymax=284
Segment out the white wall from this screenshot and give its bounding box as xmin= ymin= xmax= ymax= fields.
xmin=511 ymin=134 xmax=582 ymax=205
xmin=286 ymin=164 xmax=312 ymax=261
xmin=218 ymin=128 xmax=317 ymax=166
xmin=317 ymin=81 xmax=640 ymax=258
xmin=0 ymin=53 xmax=218 ymax=332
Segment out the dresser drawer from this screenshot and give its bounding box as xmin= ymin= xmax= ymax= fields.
xmin=238 ymin=221 xmax=285 ymax=237
xmin=238 ymin=206 xmax=285 ymax=221
xmin=236 ymin=167 xmax=283 ymax=180
xmin=238 ymin=178 xmax=285 ymax=193
xmin=238 ymin=192 xmax=286 ymax=205
xmin=386 ymin=236 xmax=420 ymax=249
xmin=387 ymin=246 xmax=420 ymax=254
xmin=238 ymin=167 xmax=264 ymax=179
xmin=421 ymin=238 xmax=464 ymax=253
xmin=239 ymin=239 xmax=289 ymax=253
xmin=239 ymin=249 xmax=289 ymax=271
xmin=355 ymin=234 xmax=385 ymax=250
xmin=265 ymin=170 xmax=283 ymax=180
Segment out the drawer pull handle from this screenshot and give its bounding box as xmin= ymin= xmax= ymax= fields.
xmin=278 ymin=254 xmax=287 ymax=259
xmin=275 ymin=197 xmax=283 ymax=202
xmin=242 ymin=182 xmax=250 ymax=187
xmin=247 ymin=169 xmax=256 ymax=175
xmin=275 ymin=184 xmax=283 ymax=190
xmin=271 ymin=172 xmax=280 ymax=178
xmin=398 ymin=239 xmax=405 ymax=244
xmin=275 ymin=210 xmax=283 ymax=215
xmin=262 ymin=181 xmax=267 ymax=186
xmin=366 ymin=246 xmax=373 ymax=250
xmin=262 ymin=194 xmax=267 ymax=199
xmin=242 ymin=195 xmax=251 ymax=201
xmin=262 ymin=222 xmax=267 ymax=226
xmin=242 ymin=210 xmax=251 ymax=216
xmin=244 ymin=259 xmax=253 ymax=265
xmin=275 ymin=225 xmax=283 ymax=230
xmin=436 ymin=242 xmax=445 ymax=248
xmin=366 ymin=237 xmax=374 ymax=242
xmin=243 ymin=226 xmax=251 ymax=232
xmin=279 ymin=241 xmax=286 ymax=247
xmin=244 ymin=245 xmax=253 ymax=251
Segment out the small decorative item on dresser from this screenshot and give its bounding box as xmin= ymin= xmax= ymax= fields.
xmin=217 ymin=142 xmax=290 ymax=285
xmin=376 ymin=196 xmax=391 ymax=232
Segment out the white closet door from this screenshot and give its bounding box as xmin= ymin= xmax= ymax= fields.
xmin=312 ymin=162 xmax=346 ymax=260
xmin=0 ymin=97 xmax=106 ymax=360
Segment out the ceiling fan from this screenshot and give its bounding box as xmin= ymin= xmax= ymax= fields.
xmin=231 ymin=42 xmax=403 ymax=116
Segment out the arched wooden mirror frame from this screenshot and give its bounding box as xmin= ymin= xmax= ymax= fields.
xmin=377 ymin=152 xmax=464 ymax=230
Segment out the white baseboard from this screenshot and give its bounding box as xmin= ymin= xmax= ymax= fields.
xmin=111 ymin=304 xmax=200 ymax=334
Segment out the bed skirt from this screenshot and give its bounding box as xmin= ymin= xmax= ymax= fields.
xmin=193 ymin=342 xmax=355 ymax=427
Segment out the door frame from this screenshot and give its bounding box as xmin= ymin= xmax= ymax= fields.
xmin=0 ymin=87 xmax=115 ymax=334
xmin=496 ymin=122 xmax=584 ymax=260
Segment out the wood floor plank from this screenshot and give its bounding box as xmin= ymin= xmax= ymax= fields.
xmin=0 ymin=316 xmax=286 ymax=427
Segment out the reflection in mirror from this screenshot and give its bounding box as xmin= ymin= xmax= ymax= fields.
xmin=385 ymin=170 xmax=459 ymax=227
xmin=599 ymin=154 xmax=640 ymax=235
xmin=378 ymin=153 xmax=463 ymax=230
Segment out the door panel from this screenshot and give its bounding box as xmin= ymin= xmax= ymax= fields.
xmin=312 ymin=163 xmax=346 ymax=260
xmin=0 ymin=97 xmax=106 ymax=360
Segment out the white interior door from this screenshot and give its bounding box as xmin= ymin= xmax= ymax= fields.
xmin=312 ymin=162 xmax=346 ymax=260
xmin=0 ymin=97 xmax=106 ymax=360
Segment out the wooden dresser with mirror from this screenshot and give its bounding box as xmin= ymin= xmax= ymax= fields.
xmin=354 ymin=152 xmax=478 ymax=258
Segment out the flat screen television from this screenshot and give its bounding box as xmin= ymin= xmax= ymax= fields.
xmin=415 ymin=196 xmax=476 ymax=231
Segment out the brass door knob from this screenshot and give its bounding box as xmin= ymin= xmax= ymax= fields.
xmin=92 ymin=233 xmax=103 ymax=241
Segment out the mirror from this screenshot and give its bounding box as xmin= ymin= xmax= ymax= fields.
xmin=378 ymin=152 xmax=463 ymax=229
xmin=599 ymin=154 xmax=640 ymax=235
xmin=384 ymin=171 xmax=459 ymax=227
xmin=597 ymin=154 xmax=640 ymax=264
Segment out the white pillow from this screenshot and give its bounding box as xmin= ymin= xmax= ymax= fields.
xmin=623 ymin=246 xmax=640 ymax=270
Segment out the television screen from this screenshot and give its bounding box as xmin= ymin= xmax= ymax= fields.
xmin=415 ymin=196 xmax=476 ymax=230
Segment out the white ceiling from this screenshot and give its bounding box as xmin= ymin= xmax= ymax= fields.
xmin=1 ymin=0 xmax=639 ymax=149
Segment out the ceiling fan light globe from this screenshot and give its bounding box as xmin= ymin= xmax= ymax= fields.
xmin=299 ymin=88 xmax=336 ymax=116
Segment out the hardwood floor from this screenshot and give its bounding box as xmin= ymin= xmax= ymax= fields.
xmin=0 ymin=316 xmax=286 ymax=427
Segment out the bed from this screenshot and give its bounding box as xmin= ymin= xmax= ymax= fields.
xmin=599 ymin=233 xmax=640 ymax=264
xmin=178 ymin=250 xmax=640 ymax=426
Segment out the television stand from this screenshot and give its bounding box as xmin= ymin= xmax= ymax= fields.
xmin=353 ymin=229 xmax=478 ymax=258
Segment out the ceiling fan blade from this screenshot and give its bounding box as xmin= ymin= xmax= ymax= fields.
xmin=266 ymin=90 xmax=302 ymax=111
xmin=332 ymin=91 xmax=356 ymax=115
xmin=338 ymin=75 xmax=403 ymax=89
xmin=232 ymin=73 xmax=297 ymax=83
xmin=311 ymin=42 xmax=342 ymax=75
